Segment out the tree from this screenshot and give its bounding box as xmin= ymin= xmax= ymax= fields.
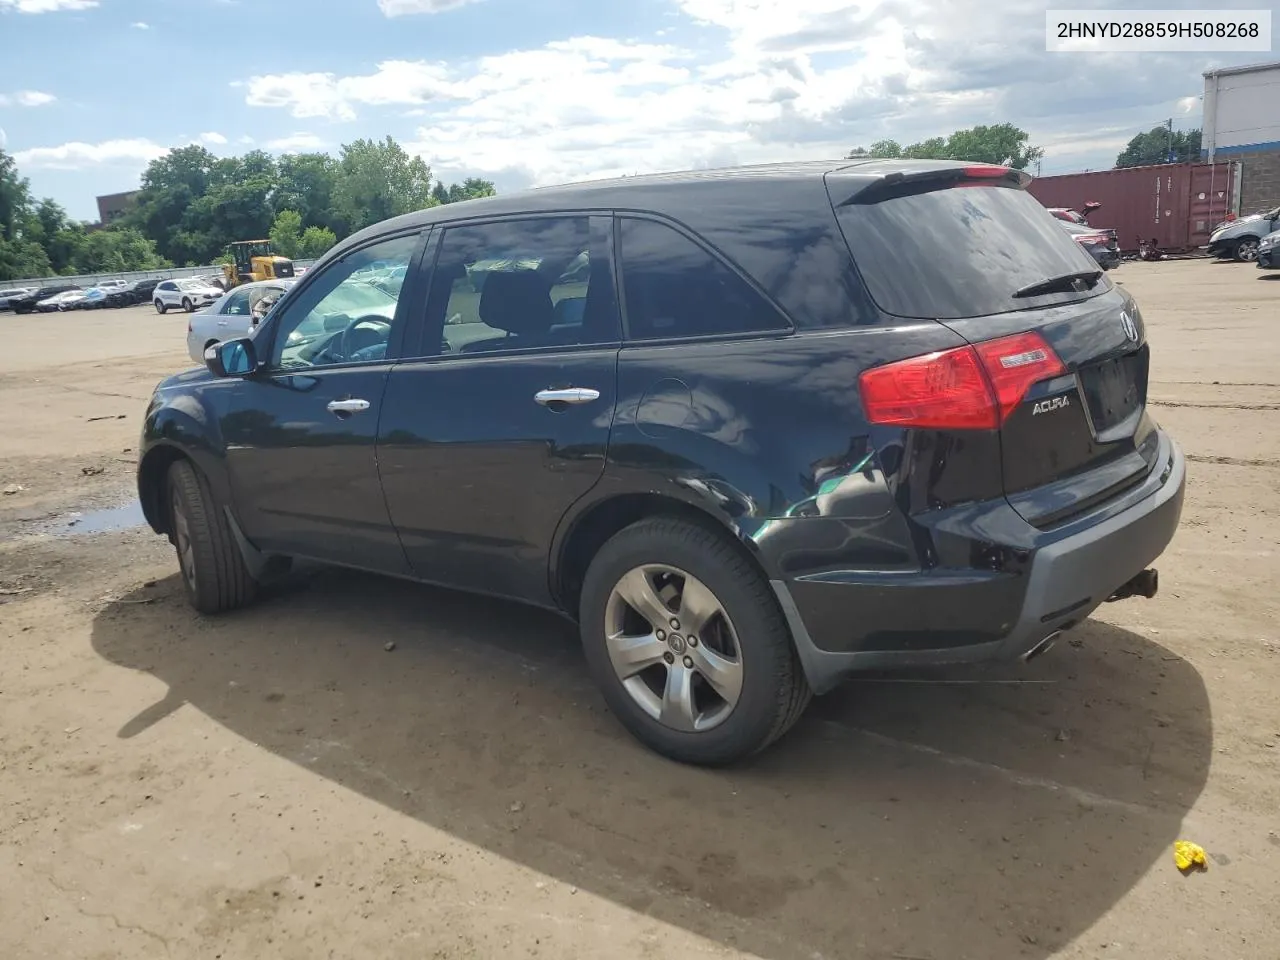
xmin=73 ymin=227 xmax=169 ymax=273
xmin=0 ymin=148 xmax=32 ymax=243
xmin=0 ymin=236 xmax=52 ymax=281
xmin=333 ymin=136 xmax=437 ymax=232
xmin=1116 ymin=127 xmax=1202 ymax=168
xmin=297 ymin=225 xmax=337 ymax=259
xmin=269 ymin=209 xmax=303 ymax=258
xmin=432 ymin=177 xmax=498 ymax=205
xmin=847 ymin=140 xmax=903 ymax=159
xmin=846 ymin=124 xmax=1043 ymax=170
xmin=276 ymin=153 xmax=339 ymax=230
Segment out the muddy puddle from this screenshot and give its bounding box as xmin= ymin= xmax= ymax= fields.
xmin=40 ymin=500 xmax=147 ymax=537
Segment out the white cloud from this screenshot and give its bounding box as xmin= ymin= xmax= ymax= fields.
xmin=239 ymin=135 xmax=256 ymax=144
xmin=0 ymin=89 xmax=56 ymax=107
xmin=243 ymin=61 xmax=460 ymax=120
xmin=131 ymin=20 xmax=149 ymax=29
xmin=14 ymin=138 xmax=168 ymax=170
xmin=377 ymin=0 xmax=483 ymax=16
xmin=0 ymin=0 xmax=97 ymax=12
xmin=241 ymin=2 xmax=1256 ymax=189
xmin=0 ymin=127 xmax=6 ymax=149
xmin=198 ymin=131 xmax=228 ymax=145
xmin=265 ymin=132 xmax=326 ymax=151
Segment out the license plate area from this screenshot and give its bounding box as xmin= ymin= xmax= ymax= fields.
xmin=1078 ymin=346 xmax=1148 ymax=436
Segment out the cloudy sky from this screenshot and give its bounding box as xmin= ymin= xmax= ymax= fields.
xmin=0 ymin=0 xmax=1270 ymax=221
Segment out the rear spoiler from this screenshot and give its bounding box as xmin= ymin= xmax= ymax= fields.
xmin=834 ymin=165 xmax=1032 ymax=207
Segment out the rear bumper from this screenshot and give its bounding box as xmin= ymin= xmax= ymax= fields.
xmin=772 ymin=431 xmax=1185 ymax=693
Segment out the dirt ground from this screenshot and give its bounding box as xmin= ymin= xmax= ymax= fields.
xmin=2 ymin=265 xmax=1278 ymax=960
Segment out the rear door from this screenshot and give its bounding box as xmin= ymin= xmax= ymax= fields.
xmin=832 ymin=171 xmax=1156 ymax=527
xmin=378 ymin=214 xmax=620 ymax=606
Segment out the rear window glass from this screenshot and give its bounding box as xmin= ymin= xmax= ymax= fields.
xmin=835 ymin=185 xmax=1110 ymax=320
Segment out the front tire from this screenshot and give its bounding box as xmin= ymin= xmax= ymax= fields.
xmin=182 ymin=297 xmax=194 ymax=312
xmin=155 ymin=299 xmax=167 ymax=314
xmin=579 ymin=516 xmax=810 ymax=765
xmin=167 ymin=460 xmax=257 ymax=614
xmin=1236 ymin=238 xmax=1260 ymax=262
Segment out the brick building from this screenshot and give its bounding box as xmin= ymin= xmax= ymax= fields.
xmin=1202 ymin=61 xmax=1280 ymax=214
xmin=95 ymin=190 xmax=140 ymax=225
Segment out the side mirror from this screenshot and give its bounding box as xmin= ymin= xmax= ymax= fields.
xmin=205 ymin=338 xmax=257 ymax=377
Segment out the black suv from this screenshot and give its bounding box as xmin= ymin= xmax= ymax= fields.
xmin=137 ymin=160 xmax=1185 ymax=765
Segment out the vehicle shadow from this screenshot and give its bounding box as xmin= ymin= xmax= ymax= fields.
xmin=91 ymin=568 xmax=1211 ymax=960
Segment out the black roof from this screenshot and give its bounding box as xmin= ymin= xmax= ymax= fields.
xmin=335 ymin=157 xmax=983 ymax=253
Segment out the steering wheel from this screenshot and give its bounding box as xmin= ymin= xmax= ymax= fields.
xmin=333 ymin=315 xmax=391 ymax=362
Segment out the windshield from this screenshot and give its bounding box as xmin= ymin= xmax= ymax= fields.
xmin=835 ymin=184 xmax=1110 ymax=320
xmin=178 ymin=279 xmax=210 ymax=291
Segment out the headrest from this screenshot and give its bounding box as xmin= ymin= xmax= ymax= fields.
xmin=478 ymin=271 xmax=553 ymax=336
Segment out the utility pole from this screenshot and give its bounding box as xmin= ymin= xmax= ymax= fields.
xmin=1166 ymin=118 xmax=1174 ymax=162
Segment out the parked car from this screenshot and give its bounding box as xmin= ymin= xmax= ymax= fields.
xmin=1257 ymin=229 xmax=1280 ymax=270
xmin=37 ymin=289 xmax=87 ymax=312
xmin=186 ymin=278 xmax=296 ymax=362
xmin=154 ymin=278 xmax=224 ymax=313
xmin=0 ymin=286 xmax=36 ymax=311
xmin=79 ymin=287 xmax=112 ymax=310
xmin=1047 ymin=202 xmax=1119 ymax=248
xmin=1206 ymin=205 xmax=1280 ymax=261
xmin=9 ymin=284 xmax=79 ymax=314
xmin=1060 ymin=222 xmax=1121 ymax=270
xmin=102 ymin=278 xmax=159 ymax=308
xmin=137 ymin=160 xmax=1185 ymax=765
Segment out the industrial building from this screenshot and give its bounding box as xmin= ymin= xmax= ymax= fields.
xmin=1202 ymin=60 xmax=1280 ymax=213
xmin=95 ymin=190 xmax=140 ymax=225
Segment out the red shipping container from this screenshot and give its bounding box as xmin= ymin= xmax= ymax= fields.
xmin=1028 ymin=162 xmax=1238 ymax=254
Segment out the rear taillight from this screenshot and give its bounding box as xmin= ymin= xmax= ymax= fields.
xmin=859 ymin=331 xmax=1065 ymax=430
xmin=1074 ymin=234 xmax=1109 ymax=246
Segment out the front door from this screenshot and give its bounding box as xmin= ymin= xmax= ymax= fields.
xmin=220 ymin=230 xmax=426 ymax=573
xmin=378 ymin=215 xmax=620 ymax=605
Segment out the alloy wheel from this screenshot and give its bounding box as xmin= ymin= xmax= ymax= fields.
xmin=603 ymin=563 xmax=744 ymax=733
xmin=1238 ymin=239 xmax=1260 ymax=262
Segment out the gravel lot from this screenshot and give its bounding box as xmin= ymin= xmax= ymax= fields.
xmin=2 ymin=263 xmax=1278 ymax=960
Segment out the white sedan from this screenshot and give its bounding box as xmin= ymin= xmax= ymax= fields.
xmin=186 ymin=279 xmax=295 ymax=362
xmin=154 ymin=278 xmax=224 ymax=314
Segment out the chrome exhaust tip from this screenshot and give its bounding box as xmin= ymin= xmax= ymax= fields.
xmin=1022 ymin=631 xmax=1061 ymax=663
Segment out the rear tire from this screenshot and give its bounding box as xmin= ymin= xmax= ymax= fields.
xmin=155 ymin=299 xmax=167 ymax=314
xmin=167 ymin=459 xmax=257 ymax=614
xmin=579 ymin=516 xmax=811 ymax=765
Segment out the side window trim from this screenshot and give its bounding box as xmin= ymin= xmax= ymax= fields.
xmin=258 ymin=226 xmax=430 ymax=372
xmin=412 ymin=213 xmax=620 ymax=364
xmin=612 ymin=212 xmax=795 ymax=345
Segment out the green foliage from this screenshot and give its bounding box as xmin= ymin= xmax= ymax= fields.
xmin=269 ymin=209 xmax=304 ymax=259
xmin=333 ymin=136 xmax=438 ymax=232
xmin=0 ymin=236 xmax=52 ymax=281
xmin=847 ymin=124 xmax=1044 ymax=170
xmin=73 ymin=227 xmax=170 ymax=274
xmin=2 ymin=138 xmax=494 ymax=279
xmin=1116 ymin=127 xmax=1202 ymax=168
xmin=297 ymin=225 xmax=338 ymax=259
xmin=432 ymin=177 xmax=497 ymax=205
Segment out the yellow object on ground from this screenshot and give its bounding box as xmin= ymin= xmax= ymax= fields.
xmin=1174 ymin=840 xmax=1208 ymax=872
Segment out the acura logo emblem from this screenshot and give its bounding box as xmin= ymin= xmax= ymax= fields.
xmin=1120 ymin=311 xmax=1138 ymax=342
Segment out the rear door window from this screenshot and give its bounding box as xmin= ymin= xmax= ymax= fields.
xmin=618 ymin=218 xmax=789 ymax=340
xmin=834 ymin=184 xmax=1109 ymax=320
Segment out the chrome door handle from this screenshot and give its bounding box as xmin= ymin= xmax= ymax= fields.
xmin=534 ymin=388 xmax=601 ymax=407
xmin=326 ymin=398 xmax=371 ymax=414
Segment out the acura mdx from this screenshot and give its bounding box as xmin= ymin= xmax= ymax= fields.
xmin=137 ymin=160 xmax=1185 ymax=765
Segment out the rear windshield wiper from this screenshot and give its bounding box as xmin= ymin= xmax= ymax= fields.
xmin=1013 ymin=270 xmax=1103 ymax=299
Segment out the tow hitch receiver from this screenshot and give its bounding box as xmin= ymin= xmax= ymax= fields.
xmin=1107 ymin=568 xmax=1159 ymax=602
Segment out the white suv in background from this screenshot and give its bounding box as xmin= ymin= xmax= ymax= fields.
xmin=154 ymin=278 xmax=224 ymax=314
